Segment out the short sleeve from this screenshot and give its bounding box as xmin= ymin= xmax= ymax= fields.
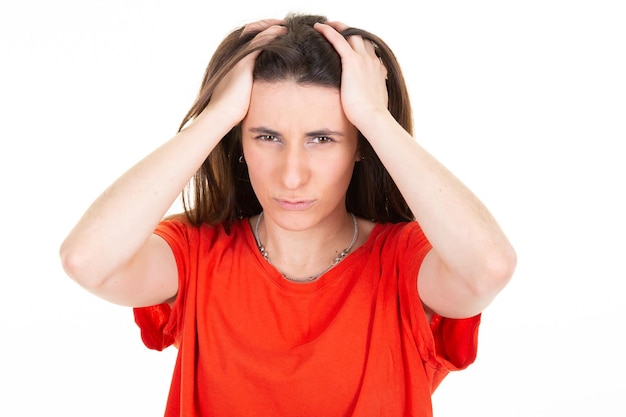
xmin=133 ymin=302 xmax=175 ymax=351
xmin=396 ymin=222 xmax=481 ymax=378
xmin=133 ymin=217 xmax=192 ymax=351
xmin=429 ymin=313 xmax=480 ymax=370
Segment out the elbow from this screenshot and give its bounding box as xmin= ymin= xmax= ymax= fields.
xmin=473 ymin=245 xmax=517 ymax=300
xmin=59 ymin=239 xmax=106 ymax=291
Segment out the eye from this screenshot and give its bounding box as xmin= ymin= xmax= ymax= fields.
xmin=311 ymin=136 xmax=334 ymax=144
xmin=257 ymin=134 xmax=279 ymax=142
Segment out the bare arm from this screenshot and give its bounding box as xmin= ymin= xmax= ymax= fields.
xmin=60 ymin=24 xmax=287 ymax=307
xmin=59 ymin=112 xmax=229 ymax=306
xmin=357 ymin=114 xmax=516 ymax=319
xmin=316 ymin=23 xmax=517 ymax=319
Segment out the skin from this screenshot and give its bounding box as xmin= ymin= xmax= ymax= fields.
xmin=60 ymin=20 xmax=516 ymax=320
xmin=242 ymin=81 xmax=364 ymax=280
xmin=315 ymin=22 xmax=516 ymax=318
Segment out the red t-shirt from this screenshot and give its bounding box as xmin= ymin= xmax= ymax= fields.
xmin=134 ymin=217 xmax=481 ymax=417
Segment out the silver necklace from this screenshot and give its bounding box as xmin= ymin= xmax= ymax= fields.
xmin=252 ymin=212 xmax=359 ymax=282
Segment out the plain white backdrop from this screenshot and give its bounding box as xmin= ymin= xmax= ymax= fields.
xmin=1 ymin=0 xmax=624 ymax=415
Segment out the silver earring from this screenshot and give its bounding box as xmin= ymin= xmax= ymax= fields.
xmin=239 ymin=155 xmax=245 ymax=163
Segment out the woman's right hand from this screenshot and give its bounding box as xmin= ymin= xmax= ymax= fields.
xmin=196 ymin=22 xmax=286 ymax=129
xmin=59 ymin=20 xmax=286 ymax=308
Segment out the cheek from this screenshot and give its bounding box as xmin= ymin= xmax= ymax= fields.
xmin=244 ymin=158 xmax=262 ymax=182
xmin=321 ymin=154 xmax=357 ymax=185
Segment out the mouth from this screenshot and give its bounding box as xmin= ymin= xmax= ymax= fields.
xmin=274 ymin=199 xmax=315 ymax=211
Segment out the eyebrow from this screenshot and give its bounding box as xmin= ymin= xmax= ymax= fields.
xmin=248 ymin=126 xmax=346 ymax=137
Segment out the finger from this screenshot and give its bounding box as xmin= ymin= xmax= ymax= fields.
xmin=241 ymin=19 xmax=285 ymax=36
xmin=346 ymin=34 xmax=371 ymax=55
xmin=365 ymin=41 xmax=388 ymax=79
xmin=344 ymin=35 xmax=387 ymax=80
xmin=363 ymin=38 xmax=379 ymax=57
xmin=313 ymin=22 xmax=354 ymax=57
xmin=323 ymin=21 xmax=376 ymax=53
xmin=324 ymin=20 xmax=350 ymax=33
xmin=317 ymin=22 xmax=376 ymax=59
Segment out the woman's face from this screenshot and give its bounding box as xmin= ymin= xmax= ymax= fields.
xmin=242 ymin=80 xmax=360 ymax=230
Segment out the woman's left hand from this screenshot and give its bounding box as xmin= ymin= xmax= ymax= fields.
xmin=314 ymin=22 xmax=389 ymax=130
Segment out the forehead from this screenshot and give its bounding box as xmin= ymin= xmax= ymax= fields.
xmin=245 ymin=81 xmax=350 ymax=130
xmin=249 ymin=80 xmax=339 ymax=98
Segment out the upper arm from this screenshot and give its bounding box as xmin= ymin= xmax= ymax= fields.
xmin=417 ymin=249 xmax=502 ymax=320
xmin=85 ymin=233 xmax=179 ymax=307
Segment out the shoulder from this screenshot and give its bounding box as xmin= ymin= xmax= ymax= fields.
xmin=356 ymin=220 xmax=431 ymax=269
xmin=154 ymin=215 xmax=249 ymax=253
xmin=156 ymin=215 xmax=248 ymax=243
xmin=367 ymin=220 xmax=430 ymax=248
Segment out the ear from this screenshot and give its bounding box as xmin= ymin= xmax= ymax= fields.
xmin=354 ymin=133 xmax=366 ymax=162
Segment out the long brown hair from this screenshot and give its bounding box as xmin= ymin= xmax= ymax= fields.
xmin=178 ymin=13 xmax=414 ymax=229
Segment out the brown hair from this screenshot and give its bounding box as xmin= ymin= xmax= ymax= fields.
xmin=178 ymin=13 xmax=414 ymax=228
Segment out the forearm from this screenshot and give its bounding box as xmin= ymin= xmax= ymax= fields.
xmin=60 ymin=110 xmax=232 ymax=287
xmin=362 ymin=112 xmax=516 ymax=288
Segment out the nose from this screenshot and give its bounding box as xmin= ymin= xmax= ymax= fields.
xmin=280 ymin=144 xmax=309 ymax=190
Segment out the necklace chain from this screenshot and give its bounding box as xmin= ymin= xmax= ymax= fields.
xmin=252 ymin=212 xmax=359 ymax=282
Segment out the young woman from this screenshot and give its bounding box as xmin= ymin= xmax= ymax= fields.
xmin=60 ymin=13 xmax=516 ymax=416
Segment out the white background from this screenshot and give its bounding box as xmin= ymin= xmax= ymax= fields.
xmin=1 ymin=0 xmax=624 ymax=416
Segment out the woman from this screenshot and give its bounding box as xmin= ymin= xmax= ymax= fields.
xmin=60 ymin=13 xmax=517 ymax=416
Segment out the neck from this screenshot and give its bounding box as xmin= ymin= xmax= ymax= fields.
xmin=253 ymin=211 xmax=358 ymax=282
